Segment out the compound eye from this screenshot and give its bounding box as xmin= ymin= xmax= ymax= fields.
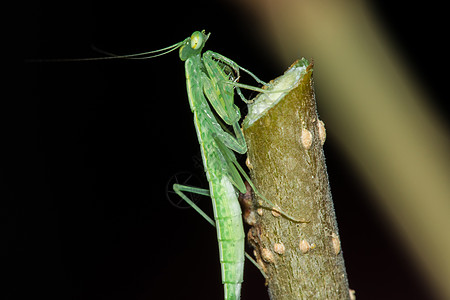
xmin=190 ymin=31 xmax=203 ymax=50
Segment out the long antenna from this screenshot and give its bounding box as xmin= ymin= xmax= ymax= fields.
xmin=27 ymin=41 xmax=183 ymax=63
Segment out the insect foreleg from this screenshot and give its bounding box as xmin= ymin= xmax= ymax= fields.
xmin=201 ymin=73 xmax=240 ymax=125
xmin=201 ymin=91 xmax=247 ymax=154
xmin=204 ymin=50 xmax=271 ymax=104
xmin=204 ymin=51 xmax=269 ymax=86
xmin=212 ymin=122 xmax=247 ymax=155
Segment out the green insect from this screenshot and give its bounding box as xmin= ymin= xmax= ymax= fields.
xmin=145 ymin=30 xmax=301 ymax=300
xmin=170 ymin=30 xmax=261 ymax=300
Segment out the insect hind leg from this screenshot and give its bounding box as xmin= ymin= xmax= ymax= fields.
xmin=173 ymin=184 xmax=214 ymax=226
xmin=172 ymin=183 xmax=268 ymax=279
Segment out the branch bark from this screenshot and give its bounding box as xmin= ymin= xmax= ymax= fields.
xmin=242 ymin=60 xmax=351 ymax=299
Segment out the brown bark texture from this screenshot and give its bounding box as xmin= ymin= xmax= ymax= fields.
xmin=242 ymin=60 xmax=350 ymax=299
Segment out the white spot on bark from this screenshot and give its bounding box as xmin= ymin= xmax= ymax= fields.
xmin=245 ymin=156 xmax=253 ymax=170
xmin=273 ymin=243 xmax=285 ymax=255
xmin=261 ymin=248 xmax=275 ymax=263
xmin=257 ymin=208 xmax=263 ymax=216
xmin=271 ymin=205 xmax=281 ymax=217
xmin=299 ymin=239 xmax=311 ymax=254
xmin=331 ymin=232 xmax=341 ymax=255
xmin=318 ymin=119 xmax=326 ymax=145
xmin=349 ymin=289 xmax=356 ymax=300
xmin=301 ymin=128 xmax=313 ymax=149
xmin=246 ymin=212 xmax=257 ymax=226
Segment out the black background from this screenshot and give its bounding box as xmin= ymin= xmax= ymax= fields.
xmin=15 ymin=1 xmax=448 ymax=299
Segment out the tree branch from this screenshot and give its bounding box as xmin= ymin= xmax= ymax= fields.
xmin=242 ymin=60 xmax=351 ymax=299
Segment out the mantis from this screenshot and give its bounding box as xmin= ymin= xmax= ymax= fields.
xmin=170 ymin=30 xmax=261 ymax=300
xmin=146 ymin=30 xmax=302 ymax=300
